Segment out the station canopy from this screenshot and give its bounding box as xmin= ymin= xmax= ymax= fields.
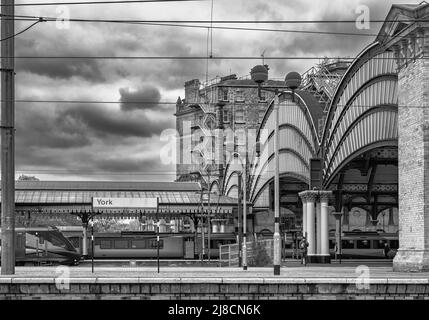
xmin=0 ymin=181 xmax=238 ymax=217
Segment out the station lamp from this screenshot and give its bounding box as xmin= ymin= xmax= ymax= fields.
xmin=250 ymin=64 xmax=302 ymax=275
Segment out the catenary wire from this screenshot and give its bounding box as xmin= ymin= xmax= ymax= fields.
xmin=0 ymin=100 xmax=427 ymax=108
xmin=0 ymin=14 xmax=385 ymax=37
xmin=0 ymin=18 xmax=45 ymax=41
xmin=1 ymin=0 xmax=205 ymax=7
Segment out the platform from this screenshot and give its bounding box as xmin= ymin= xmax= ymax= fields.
xmin=1 ymin=262 xmax=429 ymax=300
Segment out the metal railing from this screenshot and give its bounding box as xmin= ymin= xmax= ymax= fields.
xmin=219 ymin=239 xmax=274 ymax=267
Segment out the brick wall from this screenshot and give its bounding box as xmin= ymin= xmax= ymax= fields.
xmin=1 ymin=278 xmax=429 ymax=300
xmin=394 ymin=53 xmax=429 ymax=271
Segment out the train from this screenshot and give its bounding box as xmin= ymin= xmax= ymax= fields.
xmin=59 ymin=226 xmax=398 ymax=260
xmin=0 ymin=227 xmax=81 ymax=266
xmin=83 ymin=231 xmax=236 ymax=259
xmin=279 ymin=230 xmax=398 ymax=259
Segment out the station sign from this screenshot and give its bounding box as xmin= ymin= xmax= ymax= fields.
xmin=92 ymin=197 xmax=158 ymax=209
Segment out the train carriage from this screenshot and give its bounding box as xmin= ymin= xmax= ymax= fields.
xmin=0 ymin=227 xmax=81 ymax=266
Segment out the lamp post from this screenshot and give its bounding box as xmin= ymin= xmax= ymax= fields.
xmin=89 ymin=220 xmax=95 ymax=273
xmin=250 ymin=65 xmax=302 ymax=275
xmin=242 ymin=128 xmax=248 ymax=271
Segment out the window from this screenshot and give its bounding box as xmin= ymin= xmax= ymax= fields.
xmin=259 ymin=109 xmax=265 ymax=123
xmin=219 ymin=89 xmax=228 ymax=101
xmin=131 ymin=240 xmax=147 ymax=249
xmin=373 ymin=240 xmax=387 ymax=249
xmin=259 ymin=91 xmax=266 ymax=101
xmin=114 ymin=240 xmax=129 ymax=249
xmin=149 ymin=239 xmax=163 ymax=249
xmin=389 ymin=240 xmax=399 ymax=249
xmin=235 ymin=90 xmax=244 ymax=102
xmin=342 ymin=240 xmax=355 ymax=249
xmin=356 ymin=240 xmax=371 ymax=249
xmin=235 ymin=109 xmax=244 ymax=122
xmin=99 ymin=240 xmax=112 ymax=249
xmin=223 ymin=109 xmax=229 ymax=123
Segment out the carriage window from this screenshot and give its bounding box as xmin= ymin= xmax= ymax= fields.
xmin=357 ymin=240 xmax=371 ymax=249
xmin=114 ymin=240 xmax=129 ymax=249
xmin=100 ymin=240 xmax=112 ymax=249
xmin=342 ymin=240 xmax=355 ymax=249
xmin=373 ymin=240 xmax=387 ymax=249
xmin=149 ymin=240 xmax=163 ymax=249
xmin=131 ymin=240 xmax=147 ymax=249
xmin=389 ymin=240 xmax=399 ymax=249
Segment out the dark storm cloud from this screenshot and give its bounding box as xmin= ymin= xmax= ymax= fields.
xmin=15 ymin=105 xmax=91 ymax=150
xmin=119 ymin=85 xmax=162 ymax=111
xmin=17 ymin=58 xmax=105 ymax=82
xmin=95 ymin=157 xmax=160 ymax=172
xmin=58 ymin=104 xmax=174 ymax=138
xmin=15 ymin=28 xmax=107 ymax=81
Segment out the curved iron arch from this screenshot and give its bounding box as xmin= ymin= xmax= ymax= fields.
xmin=221 ymin=152 xmax=245 ymax=194
xmin=321 ymin=41 xmax=385 ymax=143
xmin=226 ymin=185 xmax=239 ymax=198
xmin=259 ymin=123 xmax=316 ymax=159
xmin=250 ymin=148 xmax=310 ymax=201
xmin=324 ymin=105 xmax=397 ymax=180
xmin=210 ymin=180 xmax=220 ymax=193
xmin=324 ymin=139 xmax=398 ymax=188
xmin=223 ymin=170 xmax=241 ymax=195
xmin=252 ymin=172 xmax=309 ymax=205
xmin=324 ymin=74 xmax=398 ymax=153
xmin=256 ymin=91 xmax=319 ymax=148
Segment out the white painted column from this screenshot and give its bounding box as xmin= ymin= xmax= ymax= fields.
xmin=302 ymin=198 xmax=307 ymax=238
xmin=320 ymin=195 xmax=330 ymax=256
xmin=316 ymin=201 xmax=321 ymax=255
xmin=82 ymin=224 xmax=88 ymax=257
xmin=306 ymin=196 xmax=316 ymax=256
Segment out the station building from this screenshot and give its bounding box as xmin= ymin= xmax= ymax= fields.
xmin=1 ymin=3 xmax=428 ymax=271
xmin=2 ymin=180 xmax=239 ymax=257
xmin=176 ymin=3 xmax=429 ymax=270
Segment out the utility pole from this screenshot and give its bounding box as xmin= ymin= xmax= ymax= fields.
xmin=1 ymin=0 xmax=16 ymax=275
xmin=237 ymin=172 xmax=242 ymax=267
xmin=273 ymin=95 xmax=281 ymax=275
xmin=242 ymin=128 xmax=248 ymax=271
xmin=207 ymin=167 xmax=211 ymax=263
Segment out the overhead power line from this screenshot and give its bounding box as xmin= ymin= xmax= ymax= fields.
xmin=2 ymin=0 xmax=203 ymax=6
xmin=1 ymin=100 xmax=427 ymax=109
xmin=0 ymin=18 xmax=45 ymax=42
xmin=5 ymin=16 xmax=428 ymax=24
xmin=2 ymin=14 xmax=380 ymax=37
xmin=1 ymin=55 xmax=416 ymax=60
xmin=5 ymin=14 xmax=429 ymax=39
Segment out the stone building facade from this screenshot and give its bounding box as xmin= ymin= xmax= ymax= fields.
xmin=175 ymin=72 xmax=288 ymax=187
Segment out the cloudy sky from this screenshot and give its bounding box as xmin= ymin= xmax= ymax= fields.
xmin=0 ymin=0 xmax=416 ymax=181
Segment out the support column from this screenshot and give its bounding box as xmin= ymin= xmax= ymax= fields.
xmin=302 ymin=198 xmax=307 ymax=238
xmin=299 ymin=191 xmax=317 ymax=258
xmin=319 ymin=191 xmax=332 ymax=263
xmin=82 ymin=223 xmax=88 ymax=258
xmin=316 ymin=201 xmax=321 ymax=254
xmin=381 ymin=19 xmax=429 ymax=271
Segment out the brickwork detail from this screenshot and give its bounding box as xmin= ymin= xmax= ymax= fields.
xmin=1 ymin=281 xmax=429 ymax=300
